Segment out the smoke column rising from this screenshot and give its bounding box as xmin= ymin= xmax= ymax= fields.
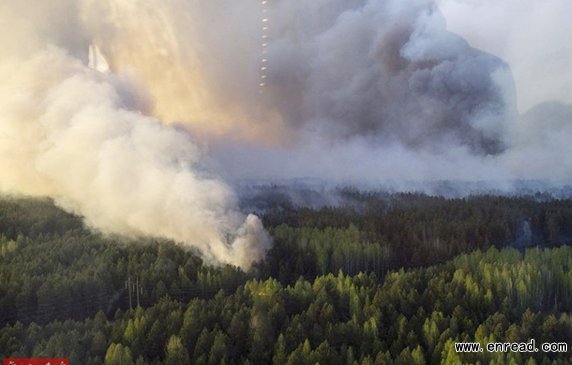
xmin=0 ymin=0 xmax=270 ymax=269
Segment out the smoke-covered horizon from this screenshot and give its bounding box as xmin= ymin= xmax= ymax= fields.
xmin=0 ymin=0 xmax=571 ymax=267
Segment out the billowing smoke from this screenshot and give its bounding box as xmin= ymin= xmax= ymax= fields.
xmin=79 ymin=0 xmax=570 ymax=183
xmin=208 ymin=0 xmax=570 ymax=183
xmin=82 ymin=0 xmax=513 ymax=154
xmin=0 ymin=0 xmax=270 ymax=269
xmin=262 ymin=0 xmax=514 ymax=154
xmin=438 ymin=0 xmax=572 ymax=182
xmin=0 ymin=0 xmax=570 ymax=268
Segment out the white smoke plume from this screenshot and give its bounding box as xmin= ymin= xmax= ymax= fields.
xmin=0 ymin=0 xmax=270 ymax=269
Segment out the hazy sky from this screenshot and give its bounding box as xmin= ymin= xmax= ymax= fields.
xmin=438 ymin=0 xmax=572 ymax=113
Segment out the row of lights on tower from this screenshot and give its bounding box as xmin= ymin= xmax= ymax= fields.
xmin=260 ymin=0 xmax=269 ymax=91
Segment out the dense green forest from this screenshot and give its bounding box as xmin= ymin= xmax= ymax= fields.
xmin=1 ymin=192 xmax=571 ymax=364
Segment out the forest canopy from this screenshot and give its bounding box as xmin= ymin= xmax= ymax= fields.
xmin=0 ymin=192 xmax=571 ymax=364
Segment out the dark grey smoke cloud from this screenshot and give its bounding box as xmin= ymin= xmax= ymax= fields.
xmin=259 ymin=0 xmax=515 ymax=154
xmin=209 ymin=0 xmax=570 ymax=184
xmin=83 ymin=0 xmax=516 ymax=154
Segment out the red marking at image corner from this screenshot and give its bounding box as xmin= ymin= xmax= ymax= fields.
xmin=3 ymin=359 xmax=69 ymax=365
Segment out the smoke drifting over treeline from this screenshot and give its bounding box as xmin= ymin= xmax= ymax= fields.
xmin=0 ymin=0 xmax=570 ymax=266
